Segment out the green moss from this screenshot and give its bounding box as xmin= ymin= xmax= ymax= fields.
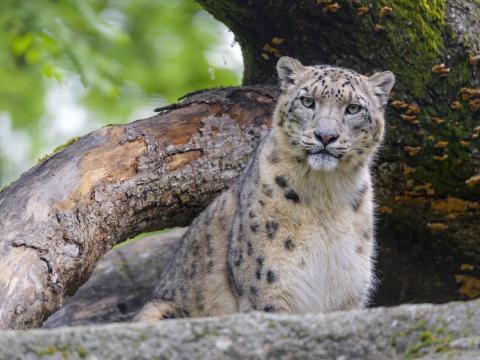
xmin=34 ymin=345 xmax=70 ymax=359
xmin=391 ymin=330 xmax=407 ymax=347
xmin=267 ymin=319 xmax=278 ymax=329
xmin=370 ymin=0 xmax=480 ymax=202
xmin=0 ymin=180 xmax=12 ymax=194
xmin=405 ymin=334 xmax=453 ymax=359
xmin=133 ymin=332 xmax=148 ymax=348
xmin=433 ymin=344 xmax=450 ymax=353
xmin=420 ymin=331 xmax=433 ymax=342
xmin=34 ymin=346 xmax=57 ymax=356
xmin=37 ymin=136 xmax=80 ymax=164
xmin=466 ymin=308 xmax=474 ymax=320
xmin=405 ymin=324 xmax=453 ymax=359
xmin=77 ymin=346 xmax=87 ymax=358
xmin=356 ymin=0 xmax=445 ymax=99
xmin=415 ymin=319 xmax=427 ymax=331
xmin=436 ymin=326 xmax=446 ymax=335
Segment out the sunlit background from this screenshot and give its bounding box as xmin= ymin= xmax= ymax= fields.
xmin=0 ymin=0 xmax=243 ymax=186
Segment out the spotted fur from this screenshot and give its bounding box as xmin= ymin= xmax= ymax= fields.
xmin=134 ymin=57 xmax=394 ymax=322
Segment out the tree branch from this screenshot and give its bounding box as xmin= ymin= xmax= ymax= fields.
xmin=0 ymin=86 xmax=279 ymax=330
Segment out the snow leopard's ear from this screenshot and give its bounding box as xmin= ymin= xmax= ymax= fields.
xmin=368 ymin=71 xmax=395 ymax=107
xmin=277 ymin=57 xmax=305 ymax=91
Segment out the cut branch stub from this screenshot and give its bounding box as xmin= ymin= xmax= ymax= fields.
xmin=0 ymin=86 xmax=279 ymax=330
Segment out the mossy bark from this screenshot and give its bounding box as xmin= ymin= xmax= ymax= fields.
xmin=197 ymin=0 xmax=480 ymax=305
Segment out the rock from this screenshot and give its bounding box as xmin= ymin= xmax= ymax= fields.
xmin=2 ymin=299 xmax=480 ymax=359
xmin=10 ymin=230 xmax=480 ymax=359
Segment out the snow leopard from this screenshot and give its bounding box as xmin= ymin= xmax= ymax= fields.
xmin=134 ymin=56 xmax=395 ymax=321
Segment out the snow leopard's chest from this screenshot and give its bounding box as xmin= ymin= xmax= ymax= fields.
xmin=282 ymin=214 xmax=374 ymax=313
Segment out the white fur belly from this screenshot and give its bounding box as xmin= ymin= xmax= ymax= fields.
xmin=285 ymin=224 xmax=373 ymax=314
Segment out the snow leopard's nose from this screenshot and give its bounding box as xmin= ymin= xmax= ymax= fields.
xmin=314 ymin=131 xmax=339 ymax=146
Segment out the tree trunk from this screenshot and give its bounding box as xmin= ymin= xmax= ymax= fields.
xmin=1 ymin=0 xmax=480 ymax=330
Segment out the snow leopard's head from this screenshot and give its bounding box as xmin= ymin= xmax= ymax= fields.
xmin=274 ymin=56 xmax=394 ymax=172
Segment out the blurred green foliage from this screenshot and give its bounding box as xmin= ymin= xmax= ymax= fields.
xmin=0 ymin=0 xmax=241 ymax=185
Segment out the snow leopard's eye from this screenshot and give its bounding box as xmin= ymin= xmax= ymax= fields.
xmin=346 ymin=103 xmax=362 ymax=115
xmin=300 ymin=96 xmax=315 ymax=109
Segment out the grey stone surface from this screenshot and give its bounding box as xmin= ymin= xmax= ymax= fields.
xmin=2 ymin=299 xmax=479 ymax=360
